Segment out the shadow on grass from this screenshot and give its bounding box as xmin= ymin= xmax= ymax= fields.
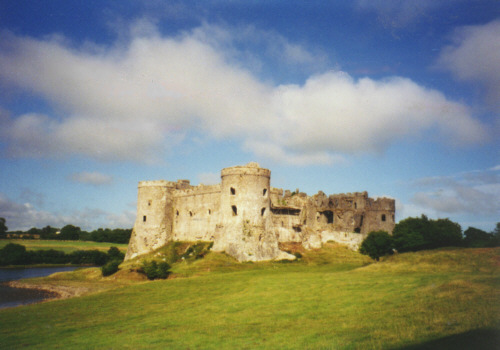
xmin=394 ymin=328 xmax=500 ymax=350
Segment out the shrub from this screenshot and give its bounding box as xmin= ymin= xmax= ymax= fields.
xmin=141 ymin=260 xmax=171 ymax=280
xmin=0 ymin=243 xmax=28 ymax=265
xmin=101 ymin=260 xmax=121 ymax=276
xmin=360 ymin=230 xmax=394 ymax=261
xmin=107 ymin=247 xmax=125 ymax=261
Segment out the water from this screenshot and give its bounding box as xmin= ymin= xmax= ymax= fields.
xmin=0 ymin=267 xmax=79 ymax=309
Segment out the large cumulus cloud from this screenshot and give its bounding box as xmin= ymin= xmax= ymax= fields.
xmin=0 ymin=22 xmax=488 ymax=165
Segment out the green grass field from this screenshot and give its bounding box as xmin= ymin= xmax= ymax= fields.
xmin=0 ymin=239 xmax=128 ymax=253
xmin=0 ymin=244 xmax=498 ymax=349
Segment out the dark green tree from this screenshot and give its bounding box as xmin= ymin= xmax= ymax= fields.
xmin=360 ymin=230 xmax=394 ymax=261
xmin=107 ymin=246 xmax=125 ymax=262
xmin=0 ymin=217 xmax=7 ymax=238
xmin=430 ymin=218 xmax=462 ymax=248
xmin=393 ymin=215 xmax=463 ymax=252
xmin=464 ymin=227 xmax=494 ymax=247
xmin=59 ymin=225 xmax=81 ymax=240
xmin=0 ymin=243 xmax=27 ymax=265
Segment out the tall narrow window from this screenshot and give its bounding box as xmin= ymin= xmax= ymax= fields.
xmin=232 ymin=205 xmax=238 ymax=216
xmin=263 ymin=189 xmax=267 ymax=196
xmin=143 ymin=215 xmax=147 ymax=222
xmin=208 ymin=209 xmax=212 ymax=215
xmin=261 ymin=207 xmax=266 ymax=216
xmin=230 ymin=187 xmax=236 ymax=195
xmin=382 ymin=214 xmax=386 ymax=222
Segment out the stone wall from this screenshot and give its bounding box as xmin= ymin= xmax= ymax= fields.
xmin=125 ymin=162 xmax=396 ymax=261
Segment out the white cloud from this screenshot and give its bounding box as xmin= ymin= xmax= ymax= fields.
xmin=437 ymin=20 xmax=500 ymax=111
xmin=0 ymin=193 xmax=134 ymax=231
xmin=0 ymin=22 xmax=488 ymax=165
xmin=410 ymin=167 xmax=500 ymax=216
xmin=70 ymin=172 xmax=114 ymax=185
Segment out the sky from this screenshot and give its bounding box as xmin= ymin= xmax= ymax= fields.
xmin=0 ymin=0 xmax=498 ymax=232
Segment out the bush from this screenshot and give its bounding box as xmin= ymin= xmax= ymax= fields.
xmin=101 ymin=260 xmax=121 ymax=276
xmin=0 ymin=243 xmax=28 ymax=265
xmin=360 ymin=230 xmax=394 ymax=261
xmin=69 ymin=250 xmax=108 ymax=266
xmin=141 ymin=260 xmax=171 ymax=280
xmin=107 ymin=247 xmax=125 ymax=261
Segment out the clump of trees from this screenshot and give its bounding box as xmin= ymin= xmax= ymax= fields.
xmin=360 ymin=216 xmax=499 ymax=261
xmin=1 ymin=218 xmax=132 ymax=244
xmin=0 ymin=243 xmax=124 ymax=267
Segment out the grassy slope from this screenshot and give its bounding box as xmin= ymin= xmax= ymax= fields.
xmin=0 ymin=239 xmax=128 ymax=253
xmin=0 ymin=245 xmax=498 ymax=349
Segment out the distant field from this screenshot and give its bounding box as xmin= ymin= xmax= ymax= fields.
xmin=0 ymin=239 xmax=128 ymax=253
xmin=0 ymin=245 xmax=498 ymax=349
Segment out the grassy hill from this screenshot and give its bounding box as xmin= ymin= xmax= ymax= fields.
xmin=0 ymin=244 xmax=498 ymax=349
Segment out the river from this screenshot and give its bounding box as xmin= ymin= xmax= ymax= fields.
xmin=0 ymin=267 xmax=79 ymax=309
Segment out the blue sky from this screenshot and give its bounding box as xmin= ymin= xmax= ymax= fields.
xmin=0 ymin=0 xmax=498 ymax=232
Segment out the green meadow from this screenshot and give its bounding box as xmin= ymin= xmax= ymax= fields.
xmin=0 ymin=239 xmax=128 ymax=253
xmin=0 ymin=244 xmax=498 ymax=349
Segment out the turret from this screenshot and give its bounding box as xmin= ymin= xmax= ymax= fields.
xmin=125 ymin=180 xmax=175 ymax=260
xmin=219 ymin=162 xmax=271 ymax=227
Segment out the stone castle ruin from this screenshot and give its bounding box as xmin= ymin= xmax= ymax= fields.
xmin=125 ymin=162 xmax=395 ymax=262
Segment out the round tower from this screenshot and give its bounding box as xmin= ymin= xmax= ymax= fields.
xmin=219 ymin=162 xmax=271 ymax=227
xmin=213 ymin=162 xmax=287 ymax=261
xmin=125 ymin=180 xmax=174 ymax=260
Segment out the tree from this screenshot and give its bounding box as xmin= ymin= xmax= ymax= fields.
xmin=360 ymin=230 xmax=394 ymax=261
xmin=392 ymin=215 xmax=430 ymax=252
xmin=0 ymin=217 xmax=7 ymax=238
xmin=0 ymin=243 xmax=27 ymax=265
xmin=59 ymin=225 xmax=81 ymax=240
xmin=430 ymin=218 xmax=462 ymax=248
xmin=464 ymin=227 xmax=494 ymax=248
xmin=393 ymin=215 xmax=463 ymax=252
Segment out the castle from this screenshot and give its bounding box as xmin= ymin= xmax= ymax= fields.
xmin=125 ymin=162 xmax=396 ymax=262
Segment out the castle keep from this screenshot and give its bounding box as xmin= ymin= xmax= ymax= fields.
xmin=125 ymin=162 xmax=396 ymax=261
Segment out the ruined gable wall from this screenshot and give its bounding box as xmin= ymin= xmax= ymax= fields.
xmin=172 ymin=184 xmax=221 ymax=241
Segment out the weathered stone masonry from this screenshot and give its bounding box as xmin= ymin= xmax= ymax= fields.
xmin=125 ymin=162 xmax=395 ymax=261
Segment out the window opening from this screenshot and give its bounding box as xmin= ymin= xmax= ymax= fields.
xmin=382 ymin=214 xmax=386 ymax=222
xmin=148 ymin=200 xmax=152 ymax=206
xmin=318 ymin=210 xmax=334 ymax=224
xmin=143 ymin=215 xmax=147 ymax=222
xmin=232 ymin=205 xmax=237 ymax=216
xmin=190 ymin=211 xmax=193 ymax=217
xmin=261 ymin=207 xmax=266 ymax=216
xmin=263 ymin=189 xmax=267 ymax=196
xmin=208 ymin=209 xmax=211 ymax=215
xmin=176 ymin=210 xmax=179 ymax=216
xmin=354 ymin=202 xmax=357 ymax=209
xmin=230 ymin=187 xmax=236 ymax=195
